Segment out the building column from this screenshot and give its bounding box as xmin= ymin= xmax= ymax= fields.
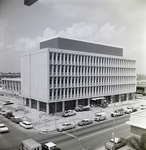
xmin=126 ymin=93 xmax=129 ymax=101
xmin=133 ymin=93 xmax=135 ymax=100
xmin=29 ymin=99 xmax=31 ymax=108
xmin=62 ymin=101 xmax=65 ymax=112
xmin=23 ymin=97 xmax=26 ymax=106
xmin=76 ymin=99 xmax=78 ymax=107
xmin=119 ymin=95 xmax=121 ymax=102
xmin=46 ymin=103 xmax=49 ymax=115
xmin=88 ymin=98 xmax=90 ymax=105
xmin=37 ymin=101 xmax=40 ymax=111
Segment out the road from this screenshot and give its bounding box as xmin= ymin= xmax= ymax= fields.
xmin=0 ymin=114 xmax=130 ymax=150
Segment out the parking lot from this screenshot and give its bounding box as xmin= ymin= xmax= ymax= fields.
xmin=0 ymin=95 xmax=146 ymax=133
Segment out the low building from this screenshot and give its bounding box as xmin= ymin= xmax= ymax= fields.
xmin=126 ymin=110 xmax=146 ymax=136
xmin=1 ymin=78 xmax=21 ymax=95
xmin=136 ymin=80 xmax=146 ymax=95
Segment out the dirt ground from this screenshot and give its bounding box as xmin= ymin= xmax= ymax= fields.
xmin=0 ymin=95 xmax=146 ymax=133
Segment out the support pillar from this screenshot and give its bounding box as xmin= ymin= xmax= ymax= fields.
xmin=23 ymin=97 xmax=26 ymax=106
xmin=88 ymin=98 xmax=90 ymax=105
xmin=46 ymin=103 xmax=49 ymax=115
xmin=62 ymin=101 xmax=65 ymax=112
xmin=29 ymin=99 xmax=31 ymax=108
xmin=133 ymin=93 xmax=135 ymax=100
xmin=119 ymin=95 xmax=121 ymax=102
xmin=37 ymin=101 xmax=40 ymax=111
xmin=76 ymin=99 xmax=78 ymax=107
xmin=126 ymin=93 xmax=129 ymax=101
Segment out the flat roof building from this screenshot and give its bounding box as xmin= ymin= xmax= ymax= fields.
xmin=126 ymin=110 xmax=146 ymax=136
xmin=21 ymin=37 xmax=136 ymax=114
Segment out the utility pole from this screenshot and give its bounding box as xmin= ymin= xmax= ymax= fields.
xmin=112 ymin=96 xmax=116 ymax=150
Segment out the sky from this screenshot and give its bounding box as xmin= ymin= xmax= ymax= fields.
xmin=0 ymin=0 xmax=146 ymax=74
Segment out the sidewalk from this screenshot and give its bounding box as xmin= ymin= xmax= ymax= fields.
xmin=0 ymin=95 xmax=145 ymax=133
xmin=0 ymin=95 xmax=145 ymax=150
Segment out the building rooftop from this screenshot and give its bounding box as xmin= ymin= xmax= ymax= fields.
xmin=40 ymin=37 xmax=123 ymax=57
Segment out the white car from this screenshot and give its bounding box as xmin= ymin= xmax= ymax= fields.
xmin=0 ymin=123 xmax=9 ymax=133
xmin=124 ymin=107 xmax=133 ymax=114
xmin=141 ymin=105 xmax=146 ymax=110
xmin=57 ymin=122 xmax=76 ymax=132
xmin=19 ymin=121 xmax=33 ymax=129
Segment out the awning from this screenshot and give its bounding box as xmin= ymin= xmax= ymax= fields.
xmin=91 ymin=97 xmax=105 ymax=101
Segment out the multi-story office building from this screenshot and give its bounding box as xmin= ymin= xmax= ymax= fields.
xmin=21 ymin=37 xmax=136 ymax=114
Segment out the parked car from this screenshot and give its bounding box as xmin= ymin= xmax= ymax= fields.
xmin=105 ymin=137 xmax=126 ymax=150
xmin=75 ymin=105 xmax=91 ymax=111
xmin=0 ymin=123 xmax=9 ymax=133
xmin=19 ymin=121 xmax=33 ymax=129
xmin=124 ymin=107 xmax=133 ymax=114
xmin=124 ymin=106 xmax=139 ymax=114
xmin=5 ymin=112 xmax=14 ymax=119
xmin=62 ymin=110 xmax=76 ymax=117
xmin=0 ymin=110 xmax=7 ymax=115
xmin=111 ymin=108 xmax=124 ymax=117
xmin=3 ymin=101 xmax=14 ymax=105
xmin=57 ymin=122 xmax=76 ymax=132
xmin=78 ymin=119 xmax=93 ymax=126
xmin=94 ymin=112 xmax=106 ymax=121
xmin=141 ymin=104 xmax=146 ymax=110
xmin=11 ymin=116 xmax=22 ymax=124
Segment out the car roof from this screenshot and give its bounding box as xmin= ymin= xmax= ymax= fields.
xmin=15 ymin=116 xmax=21 ymax=119
xmin=23 ymin=121 xmax=31 ymax=124
xmin=82 ymin=119 xmax=90 ymax=121
xmin=45 ymin=142 xmax=56 ymax=148
xmin=62 ymin=122 xmax=72 ymax=125
xmin=0 ymin=123 xmax=5 ymax=127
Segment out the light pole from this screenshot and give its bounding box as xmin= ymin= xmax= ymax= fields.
xmin=112 ymin=96 xmax=116 ymax=150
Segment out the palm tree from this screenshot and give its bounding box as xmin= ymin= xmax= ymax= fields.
xmin=126 ymin=133 xmax=146 ymax=150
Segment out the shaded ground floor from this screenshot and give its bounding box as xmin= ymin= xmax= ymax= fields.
xmin=22 ymin=93 xmax=135 ymax=114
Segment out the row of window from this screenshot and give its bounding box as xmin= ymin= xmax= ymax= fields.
xmin=50 ymin=76 xmax=136 ymax=87
xmin=50 ymin=52 xmax=135 ymax=68
xmin=49 ymin=84 xmax=135 ymax=100
xmin=50 ymin=65 xmax=136 ymax=76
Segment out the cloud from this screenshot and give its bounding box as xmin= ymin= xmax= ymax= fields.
xmin=12 ymin=28 xmax=56 ymax=53
xmin=9 ymin=22 xmax=125 ymax=54
xmin=99 ymin=22 xmax=125 ymax=39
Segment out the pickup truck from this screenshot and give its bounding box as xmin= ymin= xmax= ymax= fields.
xmin=75 ymin=105 xmax=91 ymax=111
xmin=19 ymin=139 xmax=61 ymax=150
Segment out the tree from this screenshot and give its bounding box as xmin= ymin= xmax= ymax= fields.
xmin=126 ymin=133 xmax=146 ymax=150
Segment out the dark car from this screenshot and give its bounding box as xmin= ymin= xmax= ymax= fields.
xmin=11 ymin=116 xmax=22 ymax=124
xmin=5 ymin=112 xmax=14 ymax=119
xmin=105 ymin=137 xmax=126 ymax=150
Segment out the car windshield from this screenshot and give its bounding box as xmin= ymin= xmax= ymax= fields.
xmin=24 ymin=122 xmax=31 ymax=125
xmin=50 ymin=146 xmax=57 ymax=150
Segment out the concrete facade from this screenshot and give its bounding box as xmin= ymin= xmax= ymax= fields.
xmin=20 ymin=37 xmax=136 ymax=114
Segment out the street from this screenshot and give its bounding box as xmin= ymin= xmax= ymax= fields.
xmin=0 ymin=114 xmax=130 ymax=150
